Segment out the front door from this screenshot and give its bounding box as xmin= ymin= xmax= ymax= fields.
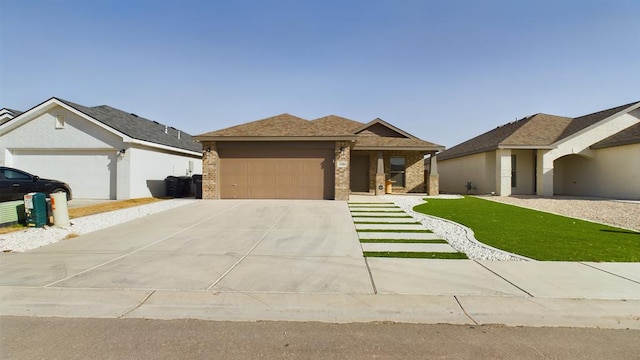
xmin=350 ymin=154 xmax=370 ymax=192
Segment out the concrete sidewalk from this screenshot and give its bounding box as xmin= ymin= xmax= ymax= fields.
xmin=1 ymin=199 xmax=639 ymax=329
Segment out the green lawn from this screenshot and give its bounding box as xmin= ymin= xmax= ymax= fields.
xmin=363 ymin=251 xmax=468 ymax=259
xmin=413 ymin=197 xmax=640 ymax=262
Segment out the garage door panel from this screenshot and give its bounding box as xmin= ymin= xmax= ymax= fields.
xmin=219 ymin=146 xmax=334 ymax=200
xmin=12 ymin=150 xmax=116 ymax=199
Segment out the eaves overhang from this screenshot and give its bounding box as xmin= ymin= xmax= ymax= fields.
xmin=353 ymin=145 xmax=445 ymax=152
xmin=194 ymin=135 xmax=359 ymax=142
xmin=497 ymin=145 xmax=555 ymax=150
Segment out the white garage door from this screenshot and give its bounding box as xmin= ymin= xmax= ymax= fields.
xmin=12 ymin=150 xmax=116 ymax=199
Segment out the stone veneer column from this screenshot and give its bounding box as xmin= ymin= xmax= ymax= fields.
xmin=427 ymin=155 xmax=439 ymax=196
xmin=375 ymin=151 xmax=385 ymax=195
xmin=202 ymin=141 xmax=219 ymax=199
xmin=334 ymin=141 xmax=351 ymax=200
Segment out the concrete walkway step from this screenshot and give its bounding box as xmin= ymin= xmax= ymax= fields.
xmin=361 ymin=243 xmax=459 ymax=253
xmin=355 ymin=223 xmax=427 ymax=231
xmin=351 ymin=212 xmax=410 ymax=217
xmin=350 ymin=208 xmax=403 ymax=213
xmin=349 ymin=206 xmax=399 ymax=210
xmin=358 ymin=232 xmax=441 ymax=240
xmin=353 ymin=217 xmax=420 ymax=224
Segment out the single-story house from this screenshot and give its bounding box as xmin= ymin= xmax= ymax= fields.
xmin=437 ymin=101 xmax=640 ymax=200
xmin=194 ymin=114 xmax=444 ymax=200
xmin=0 ymin=97 xmax=202 ymax=199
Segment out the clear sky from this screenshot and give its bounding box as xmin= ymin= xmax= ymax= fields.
xmin=1 ymin=0 xmax=638 ymax=147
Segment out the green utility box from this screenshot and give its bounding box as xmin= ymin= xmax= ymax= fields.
xmin=24 ymin=192 xmax=47 ymax=228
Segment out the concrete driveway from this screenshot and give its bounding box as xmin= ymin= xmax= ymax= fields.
xmin=0 ymin=200 xmax=373 ymax=294
xmin=1 ymin=199 xmax=639 ymax=328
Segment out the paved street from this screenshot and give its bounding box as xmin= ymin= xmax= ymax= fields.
xmin=2 ymin=316 xmax=639 ymax=360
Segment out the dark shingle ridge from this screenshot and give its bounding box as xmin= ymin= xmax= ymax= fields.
xmin=57 ymin=98 xmax=201 ymax=153
xmin=437 ymin=116 xmax=532 ymax=160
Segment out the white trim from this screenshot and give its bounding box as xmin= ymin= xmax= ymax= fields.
xmin=128 ymin=138 xmax=202 ymax=156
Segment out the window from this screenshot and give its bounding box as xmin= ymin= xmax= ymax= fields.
xmin=511 ymin=155 xmax=517 ymax=187
xmin=55 ymin=114 xmax=65 ymax=129
xmin=390 ymin=157 xmax=405 ymax=187
xmin=2 ymin=168 xmax=31 ymax=180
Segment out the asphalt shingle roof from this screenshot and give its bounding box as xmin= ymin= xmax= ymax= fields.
xmin=197 ymin=113 xmax=357 ymax=137
xmin=438 ymin=101 xmax=639 ymax=161
xmin=196 ymin=114 xmax=444 ymax=150
xmin=58 ymin=98 xmax=201 ymax=153
xmin=592 ymin=121 xmax=640 ymax=149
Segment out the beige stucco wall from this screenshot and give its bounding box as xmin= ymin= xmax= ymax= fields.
xmin=439 ymin=152 xmax=495 ymax=194
xmin=511 ymin=149 xmax=536 ymax=195
xmin=555 ymin=143 xmax=640 ymax=200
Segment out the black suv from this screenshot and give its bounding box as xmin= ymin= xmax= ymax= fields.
xmin=0 ymin=166 xmax=72 ymax=202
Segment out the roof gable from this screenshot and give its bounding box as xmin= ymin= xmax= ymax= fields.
xmin=353 ymin=118 xmax=417 ymax=139
xmin=1 ymin=97 xmax=201 ymax=153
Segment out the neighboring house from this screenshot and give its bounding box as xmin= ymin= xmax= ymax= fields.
xmin=0 ymin=97 xmax=202 ymax=199
xmin=0 ymin=108 xmax=23 ymax=126
xmin=194 ymin=114 xmax=443 ymax=200
xmin=437 ymin=101 xmax=640 ymax=200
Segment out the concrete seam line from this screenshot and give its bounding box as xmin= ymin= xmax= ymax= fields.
xmin=363 ymin=257 xmax=378 ymax=294
xmin=473 ymin=260 xmax=534 ymax=298
xmin=205 ymin=201 xmax=297 ymax=291
xmin=118 ymin=290 xmax=156 ymax=319
xmin=454 ymin=295 xmax=478 ymax=325
xmin=579 ymin=262 xmax=640 ymax=285
xmin=350 ymin=202 xmax=378 ymax=295
xmin=43 ymin=202 xmax=246 ymax=288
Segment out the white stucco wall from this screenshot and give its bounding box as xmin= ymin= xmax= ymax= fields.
xmin=555 ymin=143 xmax=640 ymax=200
xmin=126 ymin=146 xmax=202 ymax=198
xmin=0 ymin=106 xmax=123 ymax=162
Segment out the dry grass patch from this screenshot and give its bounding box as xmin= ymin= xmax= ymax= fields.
xmin=0 ymin=224 xmax=26 ymax=235
xmin=69 ymin=198 xmax=163 ymax=218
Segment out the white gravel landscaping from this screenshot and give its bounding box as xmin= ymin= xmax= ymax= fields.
xmin=384 ymin=195 xmax=530 ymax=261
xmin=0 ymin=199 xmax=197 ymax=253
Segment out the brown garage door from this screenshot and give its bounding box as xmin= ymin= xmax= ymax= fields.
xmin=219 ymin=142 xmax=335 ymax=199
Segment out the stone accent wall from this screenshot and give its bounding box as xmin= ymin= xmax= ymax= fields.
xmin=427 ymin=175 xmax=439 ymax=196
xmin=334 ymin=141 xmax=351 ymax=200
xmin=201 ymin=141 xmax=219 ymax=199
xmin=360 ymin=150 xmax=426 ymax=194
